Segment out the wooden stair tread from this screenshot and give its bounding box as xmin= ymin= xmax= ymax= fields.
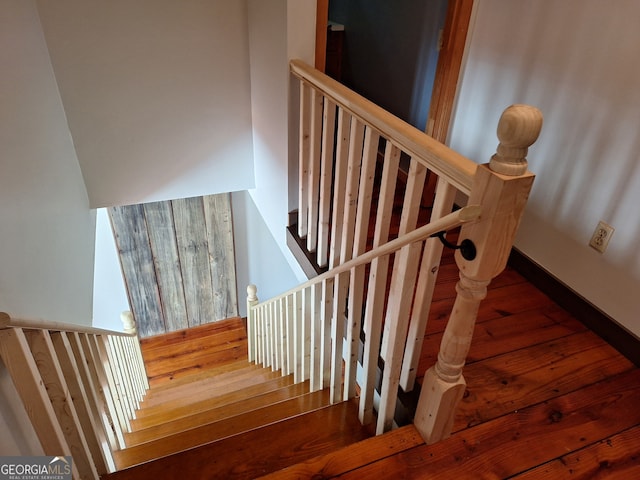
xmin=140 ymin=317 xmax=245 ymax=351
xmin=143 ymin=326 xmax=247 ymax=360
xmin=141 ymin=364 xmax=278 ymax=407
xmin=144 ymin=341 xmax=248 ymax=386
xmin=143 ymin=358 xmax=251 ymax=392
xmin=140 ymin=317 xmax=248 ymax=386
xmin=106 ymin=398 xmax=374 ymax=479
xmin=134 ymin=371 xmax=291 ymax=422
xmin=125 ymin=381 xmax=312 ymax=446
xmin=114 ymin=388 xmax=333 ymax=470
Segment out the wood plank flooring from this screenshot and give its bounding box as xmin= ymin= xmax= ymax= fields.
xmin=104 ymin=252 xmax=640 ymax=479
xmin=265 ymin=250 xmax=640 ymax=478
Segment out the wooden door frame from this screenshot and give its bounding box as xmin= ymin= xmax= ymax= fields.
xmin=315 ymin=0 xmax=329 ymax=71
xmin=426 ymin=0 xmax=474 ymax=143
xmin=314 ymin=0 xmax=473 ymax=144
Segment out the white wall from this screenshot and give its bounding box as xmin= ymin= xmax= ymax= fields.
xmin=232 ymin=191 xmax=301 ymax=317
xmin=0 ymin=0 xmax=97 ymax=455
xmin=92 ymin=209 xmax=130 ymax=331
xmin=36 ymin=0 xmax=256 ymax=208
xmin=0 ymin=0 xmax=96 ymax=325
xmin=246 ymin=0 xmax=315 ymax=283
xmin=449 ymin=0 xmax=640 ymax=336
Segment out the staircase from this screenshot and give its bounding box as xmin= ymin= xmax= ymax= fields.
xmin=103 ymin=317 xmax=374 ymax=479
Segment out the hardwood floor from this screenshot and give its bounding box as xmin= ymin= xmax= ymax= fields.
xmin=267 ymin=250 xmax=640 ymax=479
xmin=103 ymin=252 xmax=640 ymax=478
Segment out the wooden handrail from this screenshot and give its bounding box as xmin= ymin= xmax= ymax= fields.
xmin=290 ymin=59 xmax=477 ymax=195
xmin=0 ymin=312 xmax=135 ymax=337
xmin=255 ymin=204 xmax=481 ymax=307
xmin=257 ymin=59 xmax=542 ymax=446
xmin=0 ymin=310 xmax=149 ymax=477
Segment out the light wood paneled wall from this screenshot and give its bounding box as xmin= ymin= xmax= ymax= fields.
xmin=109 ymin=193 xmax=238 ymax=338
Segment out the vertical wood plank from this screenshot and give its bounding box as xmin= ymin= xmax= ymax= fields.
xmin=328 ymin=108 xmax=352 ymax=268
xmin=51 ymin=332 xmax=110 ymax=475
xmin=256 ymin=306 xmax=263 ymax=365
xmin=263 ymin=306 xmax=271 ymax=368
xmin=278 ymin=297 xmax=288 ymax=375
xmin=143 ymin=201 xmax=189 ymax=332
xmin=128 ymin=336 xmax=147 ymax=402
xmin=26 ymin=330 xmax=98 ymax=479
xmin=426 ymin=0 xmax=474 ymax=142
xmin=0 ymin=329 xmax=71 ymax=460
xmin=320 ymin=278 xmax=334 ymax=389
xmin=120 ymin=311 xmax=149 ymax=393
xmin=301 ymin=287 xmax=312 ymax=383
xmin=130 ymin=333 xmax=149 ymax=391
xmin=285 ymin=295 xmax=295 ymax=376
xmin=376 ymin=241 xmax=422 ymax=434
xmin=68 ymin=332 xmax=118 ymax=454
xmin=400 ymin=179 xmax=457 ymax=391
xmin=90 ymin=334 xmax=130 ymax=438
xmin=359 ymin=141 xmax=401 ymax=424
xmin=109 ymin=336 xmax=138 ymax=412
xmin=103 ymin=337 xmax=134 ymax=423
xmin=339 ymin=117 xmax=366 ymax=264
xmin=310 ymin=282 xmax=323 ymax=392
xmin=78 ymin=333 xmax=126 ymax=449
xmin=317 ymin=98 xmax=337 ymax=268
xmin=344 ymin=264 xmax=365 ymax=401
xmin=109 ymin=205 xmax=164 ymax=338
xmin=307 ymin=88 xmax=324 ymax=253
xmin=298 ymin=81 xmax=311 ymax=239
xmin=203 ymin=193 xmax=239 ymax=321
xmin=315 ymin=0 xmax=329 ymax=71
xmin=344 ymin=127 xmax=380 ymax=400
xmin=172 ymin=196 xmax=215 ymax=328
xmin=270 ymin=301 xmax=279 ymax=372
xmin=380 ymin=158 xmax=428 ymax=358
xmin=119 ymin=336 xmax=142 ymax=405
xmin=353 ymin=128 xmax=380 ymax=257
xmin=377 ymin=157 xmax=428 ymax=434
xmin=330 ymin=271 xmax=349 ymax=403
xmin=292 ymin=290 xmax=303 ymax=383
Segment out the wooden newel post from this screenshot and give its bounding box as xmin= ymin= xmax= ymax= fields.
xmin=247 ymin=285 xmax=259 ymax=363
xmin=121 ymin=310 xmax=149 ymax=390
xmin=414 ymin=104 xmax=542 ymax=444
xmin=121 ymin=311 xmax=137 ymax=335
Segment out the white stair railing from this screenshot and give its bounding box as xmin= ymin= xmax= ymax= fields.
xmin=0 ymin=311 xmax=149 ymax=479
xmin=249 ymin=60 xmax=542 ymax=442
xmin=247 ymin=204 xmax=482 ymax=429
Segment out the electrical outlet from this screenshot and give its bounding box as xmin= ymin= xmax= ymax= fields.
xmin=589 ymin=221 xmax=614 ymax=253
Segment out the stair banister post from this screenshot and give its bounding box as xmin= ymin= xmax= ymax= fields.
xmin=121 ymin=310 xmax=136 ymax=334
xmin=121 ymin=310 xmax=149 ymax=390
xmin=414 ymin=104 xmax=542 ymax=444
xmin=247 ymin=285 xmax=259 ymax=363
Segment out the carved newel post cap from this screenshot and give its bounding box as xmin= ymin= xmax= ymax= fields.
xmin=121 ymin=310 xmax=137 ymax=334
xmin=247 ymin=284 xmax=258 ymax=302
xmin=490 ymin=104 xmax=543 ymax=176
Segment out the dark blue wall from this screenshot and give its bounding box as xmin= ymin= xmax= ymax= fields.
xmin=329 ymin=0 xmax=448 ymax=130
